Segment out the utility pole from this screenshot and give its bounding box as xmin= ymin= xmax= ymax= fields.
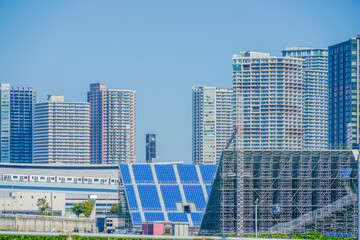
xmin=357 ymin=153 xmax=359 ymax=240
xmin=11 ymin=181 xmax=13 ymax=215
xmin=255 ymin=198 xmax=259 ymax=238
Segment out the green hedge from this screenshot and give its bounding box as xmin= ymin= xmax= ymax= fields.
xmin=246 ymin=231 xmax=355 ymax=240
xmin=0 ymin=232 xmax=356 ymax=240
xmin=0 ymin=236 xmax=167 ymax=240
xmin=0 ymin=236 xmax=66 ymax=240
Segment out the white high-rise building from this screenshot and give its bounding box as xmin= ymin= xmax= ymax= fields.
xmin=34 ymin=95 xmax=90 ymax=164
xmin=87 ymin=83 xmax=136 ymax=164
xmin=192 ymin=86 xmax=233 ymax=164
xmin=281 ymin=47 xmax=328 ymax=149
xmin=0 ymin=83 xmax=10 ymax=163
xmin=232 ymin=51 xmax=303 ymax=150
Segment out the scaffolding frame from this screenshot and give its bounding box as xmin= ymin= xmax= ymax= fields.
xmin=236 ymin=150 xmax=358 ymax=236
xmin=201 ymin=149 xmax=358 ymax=237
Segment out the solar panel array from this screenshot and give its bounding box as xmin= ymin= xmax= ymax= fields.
xmin=160 ymin=185 xmax=183 ymax=210
xmin=120 ymin=163 xmax=217 ymax=227
xmin=155 ymin=165 xmax=177 ymax=183
xmin=183 ymin=185 xmax=206 ymax=210
xmin=132 ymin=164 xmax=154 ymax=183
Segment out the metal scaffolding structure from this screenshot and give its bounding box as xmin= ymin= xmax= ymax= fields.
xmin=238 ymin=150 xmax=358 ymax=236
xmin=199 ymin=150 xmax=238 ymax=235
xmin=200 ymin=93 xmax=244 ymax=236
xmin=118 ymin=167 xmax=133 ymax=230
xmin=201 ymin=149 xmax=358 ymax=237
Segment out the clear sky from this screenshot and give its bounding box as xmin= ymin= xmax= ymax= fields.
xmin=0 ymin=0 xmax=359 ymax=163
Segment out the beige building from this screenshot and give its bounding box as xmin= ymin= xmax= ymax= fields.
xmin=1 ymin=192 xmax=65 ymax=216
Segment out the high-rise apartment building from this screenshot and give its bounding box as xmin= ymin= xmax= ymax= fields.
xmin=146 ymin=134 xmax=156 ymax=163
xmin=34 ymin=95 xmax=90 ymax=164
xmin=329 ymin=36 xmax=360 ymax=149
xmin=232 ymin=51 xmax=303 ymax=150
xmin=88 ymin=83 xmax=136 ymax=164
xmin=10 ymin=87 xmax=37 ymax=163
xmin=282 ymin=47 xmax=328 ymax=149
xmin=0 ymin=83 xmax=10 ymax=163
xmin=192 ymin=86 xmax=233 ymax=164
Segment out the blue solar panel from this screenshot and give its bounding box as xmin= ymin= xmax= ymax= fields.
xmin=191 ymin=213 xmax=203 ymax=226
xmin=120 ymin=164 xmax=132 ymax=183
xmin=131 ymin=212 xmax=142 ymax=225
xmin=137 ymin=185 xmax=162 ymax=210
xmin=144 ymin=212 xmax=165 ymax=222
xmin=132 ymin=164 xmax=154 ymax=183
xmin=206 ymin=185 xmax=212 ymax=196
xmin=124 ymin=185 xmax=138 ymax=210
xmin=168 ymin=212 xmax=188 ymax=222
xmin=155 ymin=165 xmax=177 ymax=183
xmin=183 ymin=185 xmax=206 ymax=210
xmin=160 ymin=185 xmax=182 ymax=210
xmin=199 ymin=165 xmax=217 ymax=183
xmin=177 ymin=165 xmax=199 ymax=183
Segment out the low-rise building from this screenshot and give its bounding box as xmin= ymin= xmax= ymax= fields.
xmin=0 ymin=163 xmax=118 ymax=215
xmin=0 ymin=192 xmax=65 ymax=216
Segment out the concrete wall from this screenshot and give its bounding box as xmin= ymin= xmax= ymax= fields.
xmin=0 ymin=214 xmax=96 ymax=232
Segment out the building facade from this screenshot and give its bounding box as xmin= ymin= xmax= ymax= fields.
xmin=88 ymin=83 xmax=136 ymax=164
xmin=232 ymin=52 xmax=303 ymax=150
xmin=34 ymin=95 xmax=90 ymax=164
xmin=0 ymin=163 xmax=119 ymax=215
xmin=10 ymin=87 xmax=37 ymax=163
xmin=0 ymin=192 xmax=65 ymax=216
xmin=329 ymin=36 xmax=360 ymax=150
xmin=281 ymin=48 xmax=328 ymax=150
xmin=146 ymin=134 xmax=156 ymax=163
xmin=0 ymin=83 xmax=10 ymax=163
xmin=192 ymin=86 xmax=233 ymax=164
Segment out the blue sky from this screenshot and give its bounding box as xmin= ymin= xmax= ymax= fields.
xmin=0 ymin=0 xmax=359 ymax=163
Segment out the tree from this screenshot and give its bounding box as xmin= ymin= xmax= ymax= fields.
xmin=36 ymin=198 xmax=50 ymax=215
xmin=83 ymin=201 xmax=94 ymax=217
xmin=71 ymin=201 xmax=94 ymax=218
xmin=110 ymin=203 xmax=119 ymax=214
xmin=71 ymin=203 xmax=85 ymax=217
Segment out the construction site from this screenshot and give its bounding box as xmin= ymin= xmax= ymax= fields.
xmin=201 ymin=149 xmax=358 ymax=237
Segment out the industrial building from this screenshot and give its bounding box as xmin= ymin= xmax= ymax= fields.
xmin=0 ymin=163 xmax=119 ymax=215
xmin=0 ymin=192 xmax=65 ymax=216
xmin=201 ymin=149 xmax=358 ymax=237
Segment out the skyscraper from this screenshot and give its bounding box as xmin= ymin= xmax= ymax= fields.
xmin=281 ymin=47 xmax=328 ymax=149
xmin=232 ymin=51 xmax=303 ymax=150
xmin=0 ymin=83 xmax=10 ymax=163
xmin=328 ymin=36 xmax=360 ymax=149
xmin=34 ymin=95 xmax=90 ymax=164
xmin=10 ymin=87 xmax=37 ymax=163
xmin=192 ymin=86 xmax=233 ymax=164
xmin=146 ymin=134 xmax=156 ymax=163
xmin=88 ymin=83 xmax=136 ymax=164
